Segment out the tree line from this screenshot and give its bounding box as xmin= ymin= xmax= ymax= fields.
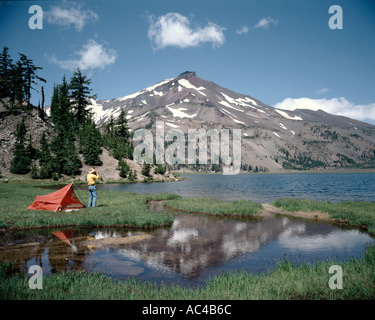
xmin=0 ymin=46 xmax=46 ymax=113
xmin=1 ymin=47 xmax=134 ymax=180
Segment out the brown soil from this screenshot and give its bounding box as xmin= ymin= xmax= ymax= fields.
xmin=260 ymin=203 xmax=332 ymax=221
xmin=85 ymin=233 xmax=153 ymax=248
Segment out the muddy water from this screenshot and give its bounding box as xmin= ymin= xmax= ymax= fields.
xmin=0 ymin=201 xmax=374 ymax=287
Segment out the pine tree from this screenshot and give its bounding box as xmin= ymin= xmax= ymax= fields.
xmin=0 ymin=47 xmax=13 ymax=100
xmin=50 ymin=76 xmax=81 ymax=176
xmin=0 ymin=48 xmax=45 ymax=111
xmin=128 ymin=169 xmax=136 ymax=181
xmin=63 ymin=128 xmax=82 ymax=176
xmin=18 ymin=53 xmax=46 ymax=110
xmin=69 ymin=68 xmax=96 ymax=127
xmin=102 ymin=114 xmax=115 ymax=150
xmin=56 ymin=76 xmax=73 ymax=130
xmin=141 ymin=163 xmax=151 ymax=177
xmin=115 ymin=110 xmax=130 ymax=141
xmin=154 ymin=164 xmax=166 ymax=174
xmin=30 ymin=163 xmax=39 ymax=179
xmin=81 ymin=119 xmax=102 ymax=166
xmin=50 ymin=84 xmax=60 ymax=125
xmin=9 ymin=60 xmax=25 ymax=109
xmin=118 ymin=158 xmax=130 ymax=178
xmin=38 ymin=132 xmax=53 ymax=179
xmin=26 ymin=134 xmax=37 ymax=161
xmin=38 ymin=86 xmax=46 ymax=121
xmin=10 ymin=118 xmax=31 ymax=174
xmin=112 ymin=110 xmax=133 ymax=160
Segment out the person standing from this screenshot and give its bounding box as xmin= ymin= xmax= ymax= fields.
xmin=87 ymin=168 xmax=100 ymax=207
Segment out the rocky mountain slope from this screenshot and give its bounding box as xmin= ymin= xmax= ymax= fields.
xmin=0 ymin=100 xmax=178 ymax=181
xmin=90 ymin=71 xmax=375 ymax=171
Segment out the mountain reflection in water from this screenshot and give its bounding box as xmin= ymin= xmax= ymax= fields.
xmin=0 ymin=201 xmax=373 ymax=287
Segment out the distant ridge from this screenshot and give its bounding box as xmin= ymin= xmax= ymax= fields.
xmin=89 ymin=72 xmax=375 ymax=172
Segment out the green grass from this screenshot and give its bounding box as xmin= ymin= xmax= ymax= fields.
xmin=0 ymin=183 xmax=179 ymax=230
xmin=1 ymin=244 xmax=375 ymax=300
xmin=165 ymin=197 xmax=263 ymax=216
xmin=272 ymin=198 xmax=375 ymax=235
xmin=1 ymin=183 xmax=375 ymax=300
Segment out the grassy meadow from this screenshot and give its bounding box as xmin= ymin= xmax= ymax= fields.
xmin=1 ymin=181 xmax=375 ymax=300
xmin=272 ymin=198 xmax=375 ymax=235
xmin=0 ymin=183 xmax=178 ymax=230
xmin=1 ymin=243 xmax=375 ymax=299
xmin=164 ymin=197 xmax=263 ymax=216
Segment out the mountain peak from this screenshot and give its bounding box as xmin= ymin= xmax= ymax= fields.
xmin=177 ymin=71 xmax=196 ymax=79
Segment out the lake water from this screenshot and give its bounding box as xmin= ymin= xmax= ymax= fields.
xmin=1 ymin=172 xmax=374 ymax=288
xmin=97 ymin=172 xmax=375 ymax=203
xmin=1 ymin=202 xmax=374 ymax=288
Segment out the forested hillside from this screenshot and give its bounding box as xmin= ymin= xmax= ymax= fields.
xmin=0 ymin=47 xmax=136 ymax=181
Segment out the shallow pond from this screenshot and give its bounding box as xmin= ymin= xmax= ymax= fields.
xmin=0 ymin=201 xmax=373 ymax=287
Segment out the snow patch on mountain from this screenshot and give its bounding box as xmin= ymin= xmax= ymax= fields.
xmin=279 ymin=123 xmax=287 ymax=130
xmin=178 ymin=79 xmax=206 ymax=96
xmin=166 ymin=105 xmax=196 ymax=118
xmin=116 ymin=78 xmax=172 ymax=102
xmin=233 ymin=119 xmax=245 ymax=125
xmin=166 ymin=122 xmax=180 ymax=128
xmin=88 ymin=99 xmax=106 ymax=122
xmin=154 ymin=90 xmax=163 ymax=96
xmin=275 ymin=109 xmax=303 ymax=121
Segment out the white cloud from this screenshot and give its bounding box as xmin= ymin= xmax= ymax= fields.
xmin=253 ymin=17 xmax=278 ymax=29
xmin=50 ymin=40 xmax=118 ymax=71
xmin=236 ymin=26 xmax=249 ymax=35
xmin=45 ymin=2 xmax=98 ymax=32
xmin=148 ymin=13 xmax=225 ymax=50
xmin=316 ymin=88 xmax=330 ymax=94
xmin=274 ymin=97 xmax=375 ymax=123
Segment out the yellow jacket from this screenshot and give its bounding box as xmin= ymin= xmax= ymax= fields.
xmin=87 ymin=173 xmax=99 ymax=186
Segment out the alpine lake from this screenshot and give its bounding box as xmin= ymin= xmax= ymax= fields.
xmin=1 ymin=172 xmax=374 ymax=288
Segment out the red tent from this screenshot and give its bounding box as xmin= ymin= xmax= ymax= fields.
xmin=27 ymin=183 xmax=86 ymax=212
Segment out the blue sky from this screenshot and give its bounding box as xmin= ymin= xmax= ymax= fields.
xmin=1 ymin=0 xmax=375 ymax=123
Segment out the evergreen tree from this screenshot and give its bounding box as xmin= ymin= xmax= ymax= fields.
xmin=0 ymin=48 xmax=45 ymax=111
xmin=141 ymin=163 xmax=151 ymax=177
xmin=63 ymin=128 xmax=82 ymax=176
xmin=102 ymin=114 xmax=115 ymax=150
xmin=0 ymin=47 xmax=13 ymax=100
xmin=38 ymin=132 xmax=53 ymax=179
xmin=115 ymin=110 xmax=130 ymax=141
xmin=69 ymin=68 xmax=95 ymax=126
xmin=111 ymin=110 xmax=133 ymax=160
xmin=50 ymin=76 xmax=81 ymax=176
xmin=56 ymin=76 xmax=73 ymax=130
xmin=9 ymin=60 xmax=25 ymax=108
xmin=118 ymin=158 xmax=130 ymax=178
xmin=30 ymin=163 xmax=39 ymax=179
xmin=18 ymin=53 xmax=46 ymax=109
xmin=38 ymin=86 xmax=46 ymax=121
xmin=50 ymin=84 xmax=60 ymax=125
xmin=127 ymin=169 xmax=137 ymax=182
xmin=154 ymin=164 xmax=166 ymax=175
xmin=10 ymin=118 xmax=31 ymax=174
xmin=81 ymin=119 xmax=102 ymax=166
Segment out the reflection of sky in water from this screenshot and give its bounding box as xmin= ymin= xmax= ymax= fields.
xmin=279 ymin=227 xmax=369 ymax=253
xmin=80 ymin=214 xmax=374 ymax=287
xmin=2 ymin=200 xmax=374 ymax=288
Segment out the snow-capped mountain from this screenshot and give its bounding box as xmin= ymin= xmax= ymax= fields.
xmin=90 ymin=71 xmax=375 ymax=171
